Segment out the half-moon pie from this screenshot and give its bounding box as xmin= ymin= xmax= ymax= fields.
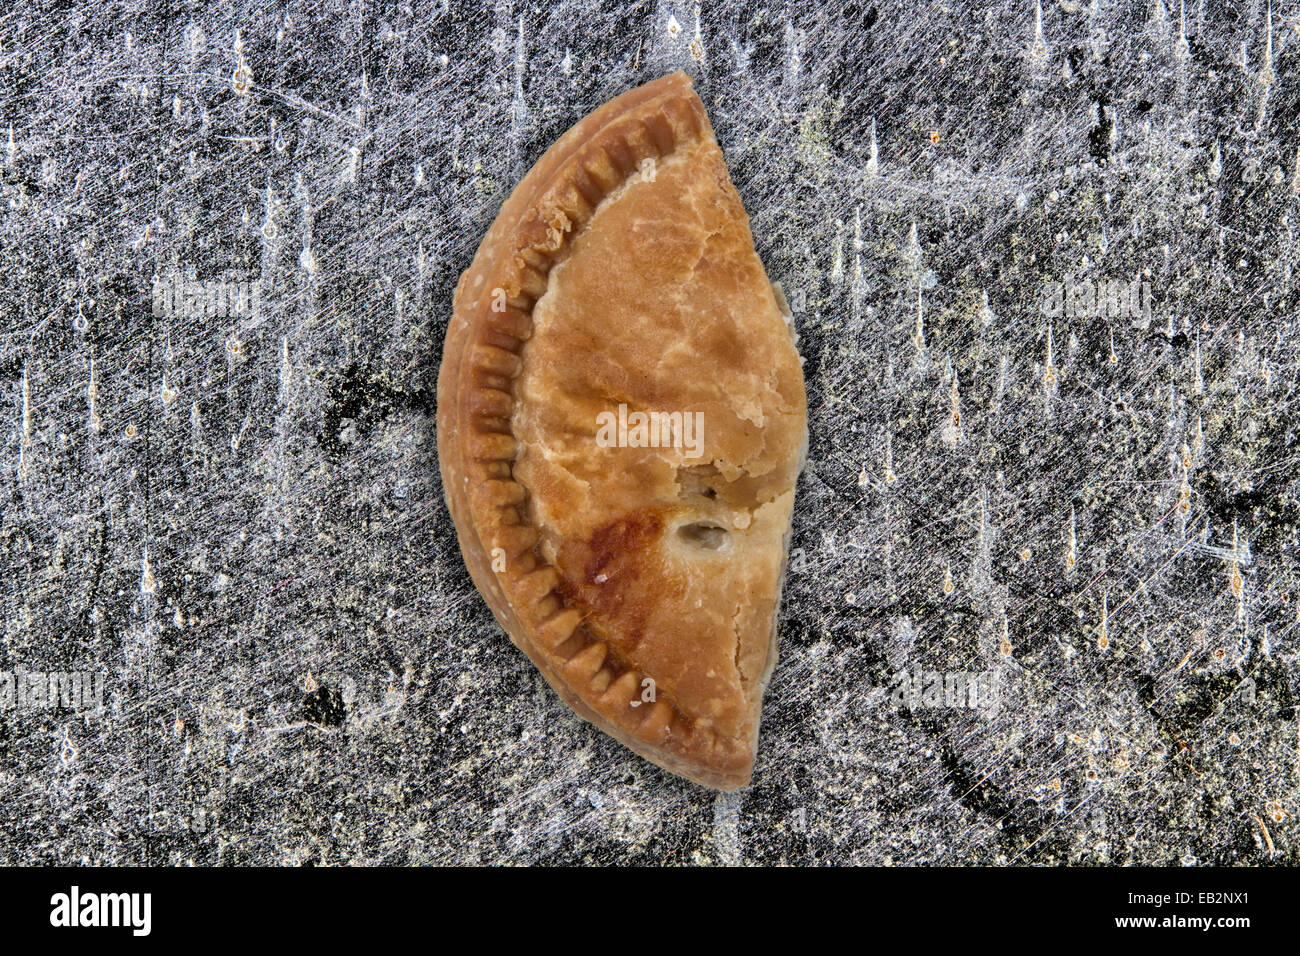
xmin=437 ymin=72 xmax=807 ymax=790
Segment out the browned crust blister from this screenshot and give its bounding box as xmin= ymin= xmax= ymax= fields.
xmin=437 ymin=73 xmax=757 ymax=790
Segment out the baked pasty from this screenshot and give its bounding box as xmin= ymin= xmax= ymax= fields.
xmin=437 ymin=72 xmax=806 ymax=790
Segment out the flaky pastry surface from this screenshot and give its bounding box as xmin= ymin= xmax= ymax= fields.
xmin=437 ymin=72 xmax=806 ymax=789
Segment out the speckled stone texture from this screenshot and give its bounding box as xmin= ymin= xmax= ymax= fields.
xmin=1 ymin=0 xmax=1298 ymax=865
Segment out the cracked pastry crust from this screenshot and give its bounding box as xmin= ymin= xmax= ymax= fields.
xmin=437 ymin=72 xmax=807 ymax=790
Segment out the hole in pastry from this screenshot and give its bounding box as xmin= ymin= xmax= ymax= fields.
xmin=678 ymin=522 xmax=728 ymax=550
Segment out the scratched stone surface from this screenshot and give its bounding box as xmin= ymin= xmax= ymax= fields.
xmin=1 ymin=0 xmax=1298 ymax=865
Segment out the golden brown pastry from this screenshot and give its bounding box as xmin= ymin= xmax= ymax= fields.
xmin=437 ymin=72 xmax=806 ymax=790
